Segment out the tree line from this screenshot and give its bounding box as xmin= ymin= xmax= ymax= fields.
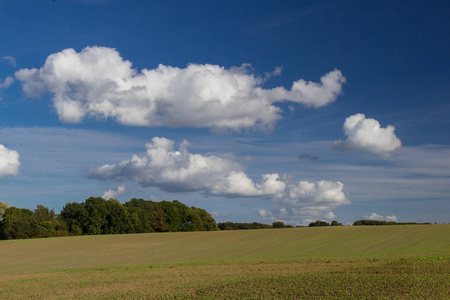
xmin=309 ymin=220 xmax=432 ymax=226
xmin=353 ymin=220 xmax=432 ymax=226
xmin=308 ymin=220 xmax=343 ymax=227
xmin=0 ymin=197 xmax=218 ymax=240
xmin=218 ymin=221 xmax=294 ymax=230
xmin=0 ymin=197 xmax=436 ymax=240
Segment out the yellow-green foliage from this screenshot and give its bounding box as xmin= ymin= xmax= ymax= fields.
xmin=0 ymin=201 xmax=8 ymax=218
xmin=0 ymin=225 xmax=449 ymax=299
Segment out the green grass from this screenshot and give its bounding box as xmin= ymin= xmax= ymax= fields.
xmin=0 ymin=225 xmax=449 ymax=299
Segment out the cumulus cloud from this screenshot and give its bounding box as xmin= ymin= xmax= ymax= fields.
xmin=102 ymin=184 xmax=126 ymax=200
xmin=89 ymin=137 xmax=286 ymax=197
xmin=324 ymin=211 xmax=336 ymax=220
xmin=89 ymin=137 xmax=350 ymax=224
xmin=0 ymin=76 xmax=14 ymax=89
xmin=364 ymin=212 xmax=398 ymax=222
xmin=0 ymin=76 xmax=14 ymax=100
xmin=15 ymin=46 xmax=345 ymax=131
xmin=259 ymin=180 xmax=350 ymax=225
xmin=334 ymin=113 xmax=401 ymax=157
xmin=0 ymin=144 xmax=20 ymax=179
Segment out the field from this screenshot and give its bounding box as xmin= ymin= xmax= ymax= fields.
xmin=0 ymin=225 xmax=449 ymax=299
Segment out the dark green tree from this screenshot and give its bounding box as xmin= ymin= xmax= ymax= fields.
xmin=32 ymin=205 xmax=67 ymax=238
xmin=124 ymin=198 xmax=168 ymax=232
xmin=308 ymin=220 xmax=331 ymax=227
xmin=83 ymin=197 xmax=109 ymax=235
xmin=0 ymin=207 xmax=36 ymax=239
xmin=104 ymin=199 xmax=132 ymax=234
xmin=60 ymin=202 xmax=88 ymax=235
xmin=272 ymin=221 xmax=286 ymax=228
xmin=159 ymin=201 xmax=181 ymax=232
xmin=194 ymin=208 xmax=218 ymax=231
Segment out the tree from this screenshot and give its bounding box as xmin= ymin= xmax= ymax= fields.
xmin=159 ymin=201 xmax=181 ymax=232
xmin=60 ymin=202 xmax=88 ymax=235
xmin=218 ymin=222 xmax=274 ymax=230
xmin=103 ymin=199 xmax=131 ymax=234
xmin=308 ymin=220 xmax=330 ymax=227
xmin=331 ymin=220 xmax=342 ymax=226
xmin=124 ymin=198 xmax=152 ymax=233
xmin=0 ymin=207 xmax=36 ymax=239
xmin=83 ymin=197 xmax=109 ymax=235
xmin=272 ymin=221 xmax=286 ymax=228
xmin=218 ymin=222 xmax=237 ymax=230
xmin=32 ymin=205 xmax=67 ymax=238
xmin=124 ymin=198 xmax=168 ymax=232
xmin=2 ymin=198 xmax=218 ymax=239
xmin=0 ymin=202 xmax=9 ymax=219
xmin=194 ymin=208 xmax=219 ymax=231
xmin=149 ymin=202 xmax=169 ymax=232
xmin=171 ymin=200 xmax=193 ymax=231
xmin=353 ymin=220 xmax=401 ymax=226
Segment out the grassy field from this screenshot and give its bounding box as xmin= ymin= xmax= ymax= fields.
xmin=0 ymin=224 xmax=449 ymax=299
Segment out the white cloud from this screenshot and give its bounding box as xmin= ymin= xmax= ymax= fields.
xmin=210 ymin=211 xmax=231 ymax=220
xmin=259 ymin=180 xmax=350 ymax=225
xmin=149 ymin=195 xmax=163 ymax=202
xmin=0 ymin=76 xmax=14 ymax=100
xmin=15 ymin=46 xmax=345 ymax=131
xmin=267 ymin=67 xmax=346 ymax=108
xmin=102 ymin=184 xmax=126 ymax=200
xmin=0 ymin=144 xmax=20 ymax=179
xmin=89 ymin=137 xmax=351 ymax=224
xmin=2 ymin=56 xmax=16 ymax=68
xmin=364 ymin=212 xmax=398 ymax=222
xmin=334 ymin=113 xmax=401 ymax=157
xmin=212 ymin=172 xmax=286 ymax=197
xmin=0 ymin=76 xmax=14 ymax=89
xmin=89 ymin=137 xmax=286 ymax=197
xmin=324 ymin=211 xmax=336 ymax=220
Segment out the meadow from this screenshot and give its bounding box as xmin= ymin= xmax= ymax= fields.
xmin=0 ymin=224 xmax=449 ymax=299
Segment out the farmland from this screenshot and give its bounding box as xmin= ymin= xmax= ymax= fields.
xmin=0 ymin=225 xmax=449 ymax=299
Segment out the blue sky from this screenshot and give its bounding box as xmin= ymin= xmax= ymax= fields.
xmin=0 ymin=0 xmax=449 ymax=225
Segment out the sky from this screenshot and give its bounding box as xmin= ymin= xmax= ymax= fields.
xmin=0 ymin=0 xmax=449 ymax=226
